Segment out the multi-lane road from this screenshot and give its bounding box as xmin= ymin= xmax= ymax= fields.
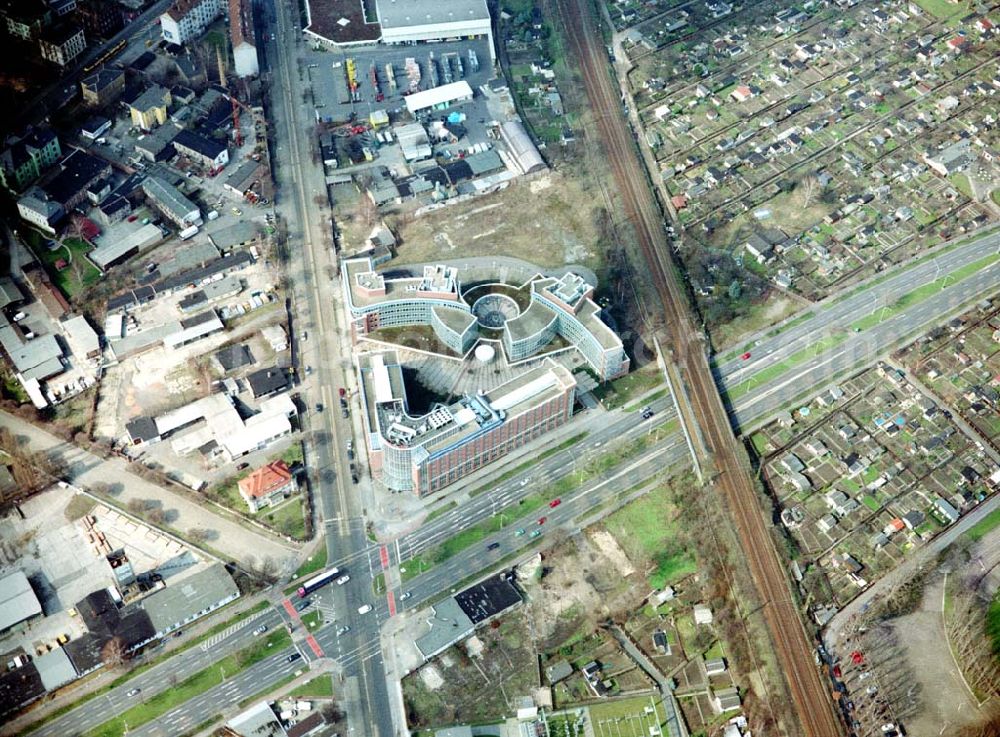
xmin=258 ymin=0 xmax=393 ymax=733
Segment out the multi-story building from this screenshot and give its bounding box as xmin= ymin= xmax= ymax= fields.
xmin=80 ymin=67 xmax=124 ymax=106
xmin=343 ymin=258 xmax=478 ymax=355
xmin=128 ymin=85 xmax=172 ymax=130
xmin=0 ymin=129 xmax=61 ymax=192
xmin=16 ymin=187 xmax=65 ymax=233
xmin=504 ymin=272 xmax=630 ymax=381
xmin=342 ymin=257 xmax=630 ymax=380
xmin=76 ymin=0 xmax=123 ymax=38
xmin=46 ymin=0 xmax=76 ymax=17
xmin=38 ymin=148 xmax=110 ymax=210
xmin=159 ymin=0 xmax=224 ymax=46
xmin=172 ymin=129 xmax=229 ymax=170
xmin=358 ymin=351 xmax=576 ymax=495
xmin=228 ymin=0 xmax=257 ymax=77
xmin=141 ymin=176 xmax=200 ymax=226
xmin=38 ymin=23 xmax=86 ymax=66
xmin=3 ymin=2 xmax=51 ymax=40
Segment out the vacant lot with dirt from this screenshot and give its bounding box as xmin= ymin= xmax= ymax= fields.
xmin=386 ymin=172 xmax=610 ymax=273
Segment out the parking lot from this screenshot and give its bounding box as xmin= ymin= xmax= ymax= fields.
xmin=306 ymin=37 xmax=495 ymax=125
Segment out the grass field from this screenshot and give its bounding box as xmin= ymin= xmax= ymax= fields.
xmin=965 ymin=507 xmax=1000 ymax=543
xmin=602 ymin=479 xmax=695 ymax=589
xmin=988 ymin=594 xmax=1000 ymax=658
xmin=290 ymin=675 xmax=334 ymax=698
xmin=266 ymin=498 xmax=307 ymax=540
xmin=593 ymin=367 xmax=664 ymax=410
xmin=913 ymin=0 xmax=966 ymax=18
xmin=28 ymin=233 xmax=102 ymax=298
xmin=294 ymin=546 xmax=328 ymax=579
xmin=83 ymin=629 xmax=290 ymax=737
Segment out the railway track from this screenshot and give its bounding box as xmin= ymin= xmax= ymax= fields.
xmin=551 ymin=0 xmax=844 ymax=735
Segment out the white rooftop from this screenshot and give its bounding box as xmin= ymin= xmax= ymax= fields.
xmin=405 ymin=80 xmax=473 ymax=114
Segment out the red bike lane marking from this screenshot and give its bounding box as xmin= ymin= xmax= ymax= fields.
xmin=306 ymin=634 xmax=324 ymax=658
xmin=282 ymin=598 xmax=299 ymax=619
xmin=387 ymin=591 xmax=396 ymax=618
xmin=379 ymin=544 xmax=389 ymax=570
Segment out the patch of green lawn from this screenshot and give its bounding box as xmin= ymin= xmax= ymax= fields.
xmin=265 ymin=499 xmax=307 ymax=540
xmin=913 ymin=0 xmax=966 ymax=19
xmin=602 ymin=479 xmax=696 ymax=589
xmin=290 ymin=675 xmax=334 ymax=698
xmin=294 ymin=546 xmax=328 ymax=579
xmin=966 ymin=507 xmax=1000 ymax=543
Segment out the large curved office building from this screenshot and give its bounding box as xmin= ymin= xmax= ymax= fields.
xmin=342 ymin=257 xmax=630 ymax=381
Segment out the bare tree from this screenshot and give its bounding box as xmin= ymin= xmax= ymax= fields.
xmin=797 ymin=174 xmax=821 ymax=208
xmin=101 ymin=636 xmax=130 ymax=670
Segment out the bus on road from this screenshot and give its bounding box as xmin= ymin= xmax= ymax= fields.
xmin=297 ymin=567 xmax=340 ymax=598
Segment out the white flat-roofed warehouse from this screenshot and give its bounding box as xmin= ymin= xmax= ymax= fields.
xmin=404 ymin=80 xmax=474 ymax=115
xmin=0 ymin=570 xmax=43 ymax=635
xmin=376 ymin=0 xmax=494 ymax=59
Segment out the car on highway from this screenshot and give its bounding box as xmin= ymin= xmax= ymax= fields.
xmin=515 ymin=528 xmax=525 ymax=536
xmin=253 ymin=624 xmax=268 ymax=636
xmin=126 ymin=688 xmax=141 ymax=697
xmin=315 ymin=403 xmax=323 ymax=413
xmin=338 ymin=387 xmax=347 ymax=397
xmin=641 ymin=409 xmax=655 ymax=420
xmin=537 ymin=516 xmax=547 ymax=525
xmin=295 ymin=598 xmax=311 ymax=611
xmin=357 ymin=604 xmax=372 ymax=614
xmin=399 ymin=592 xmax=411 ymax=600
xmin=549 ymin=499 xmax=561 ymax=508
xmin=335 ymin=574 xmax=350 ymax=585
xmin=337 ymin=626 xmax=350 ymax=635
xmin=741 ymin=352 xmax=752 ymax=360
xmin=305 ymin=366 xmax=312 ymax=375
xmin=287 ymin=652 xmax=302 ymax=663
xmin=486 ymin=542 xmax=500 ymax=551
xmin=346 ymin=440 xmax=353 ymax=451
xmin=530 ymin=530 xmax=541 ymax=538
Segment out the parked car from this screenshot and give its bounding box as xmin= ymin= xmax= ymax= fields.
xmin=236 ymin=462 xmax=250 ymax=471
